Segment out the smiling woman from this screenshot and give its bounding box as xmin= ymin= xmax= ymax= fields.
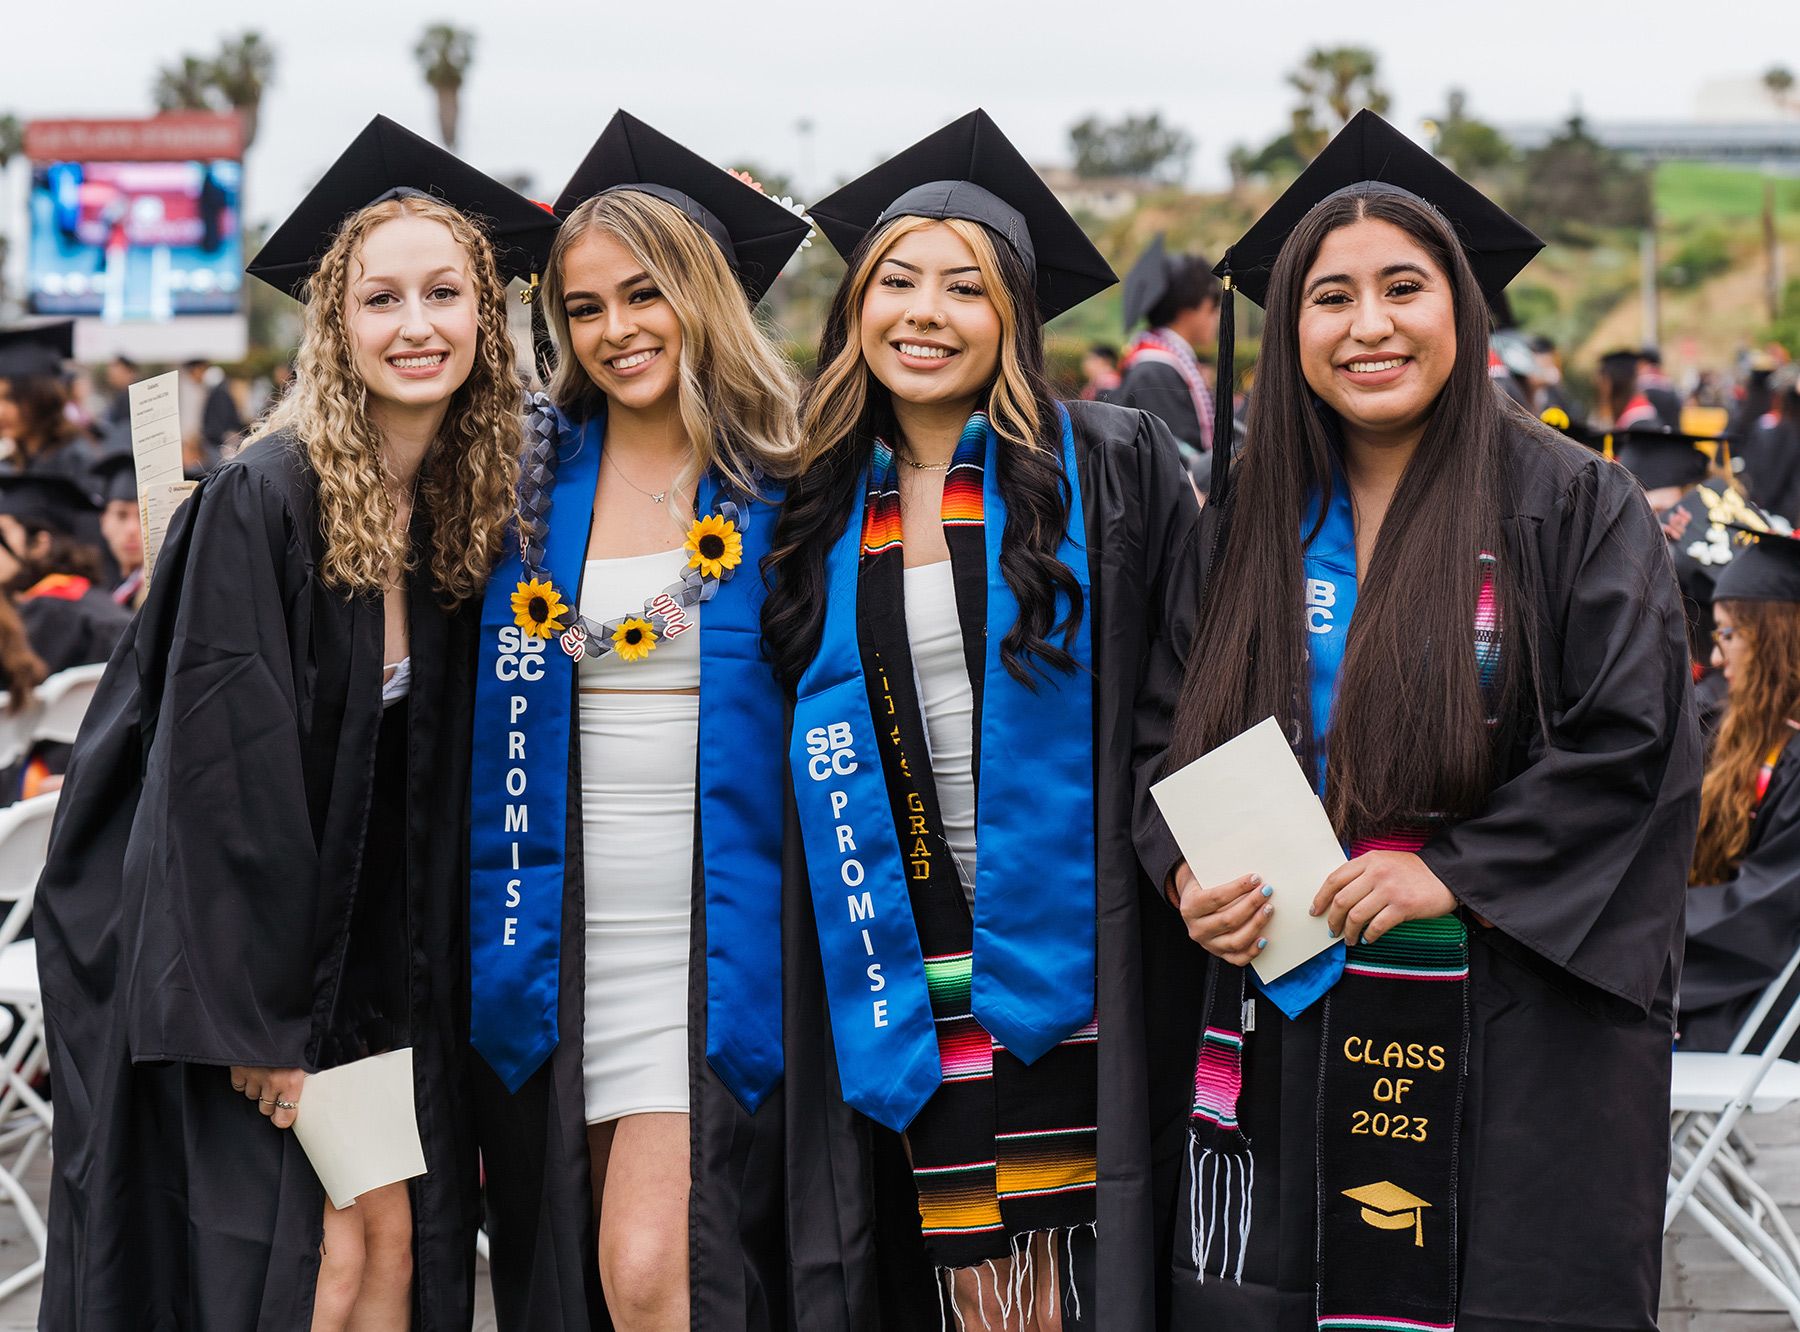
xmin=1162 ymin=112 xmax=1701 ymax=1332
xmin=33 ymin=116 xmax=555 ymax=1332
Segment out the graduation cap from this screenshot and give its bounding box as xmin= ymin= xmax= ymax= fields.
xmin=554 ymin=112 xmax=811 ymax=306
xmin=1614 ymin=424 xmax=1723 ymax=492
xmin=0 ymin=473 xmax=101 ymax=537
xmin=1715 ymin=525 xmax=1800 ymax=604
xmin=0 ymin=320 xmax=77 ymax=381
xmin=1207 ymin=110 xmax=1544 ymax=509
xmin=808 ymin=109 xmax=1116 ymax=320
xmin=247 ymin=115 xmax=560 ymax=300
xmin=1341 ymin=1179 xmax=1432 ymax=1248
xmin=90 ymin=450 xmax=138 ymax=506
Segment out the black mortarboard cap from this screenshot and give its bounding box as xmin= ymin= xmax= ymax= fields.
xmin=1123 ymin=234 xmax=1195 ymax=332
xmin=808 ymin=110 xmax=1116 ymax=320
xmin=555 ymin=112 xmax=810 ymax=306
xmin=1206 ymin=110 xmax=1544 ymax=514
xmin=1614 ymin=424 xmax=1721 ymax=492
xmin=0 ymin=319 xmax=76 ymax=381
xmin=90 ymin=450 xmax=138 ymax=506
xmin=1715 ymin=525 xmax=1800 ymax=604
xmin=0 ymin=472 xmax=101 ymax=535
xmin=247 ymin=115 xmax=560 ymax=300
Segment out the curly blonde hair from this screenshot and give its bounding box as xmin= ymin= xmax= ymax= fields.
xmin=537 ymin=189 xmax=800 ymax=490
xmin=245 ymin=193 xmax=521 ymax=601
xmin=1693 ymin=599 xmax=1800 ymax=883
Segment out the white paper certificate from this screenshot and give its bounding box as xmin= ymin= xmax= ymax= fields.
xmin=125 ymin=371 xmax=196 ymax=586
xmin=291 ymin=1048 xmax=427 ymax=1209
xmin=1151 ymin=715 xmax=1343 ymax=984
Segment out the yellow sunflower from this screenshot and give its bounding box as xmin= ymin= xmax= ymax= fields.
xmin=612 ymin=617 xmax=658 ymax=663
xmin=686 ymin=513 xmax=743 ymax=580
xmin=511 ymin=577 xmax=568 ymax=639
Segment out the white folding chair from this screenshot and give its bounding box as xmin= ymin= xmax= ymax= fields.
xmin=30 ymin=663 xmax=106 ymax=747
xmin=0 ymin=792 xmax=61 ymax=1302
xmin=1668 ymin=938 xmax=1800 ymax=1324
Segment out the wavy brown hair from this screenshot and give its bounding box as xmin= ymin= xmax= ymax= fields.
xmin=244 ymin=193 xmax=521 ymax=601
xmin=1693 ymin=599 xmax=1800 ymax=883
xmin=762 ymin=214 xmax=1083 ymax=691
xmin=0 ymin=598 xmax=45 ymax=715
xmin=1167 ymin=188 xmax=1548 ymax=841
xmin=537 ymin=189 xmax=800 ymax=492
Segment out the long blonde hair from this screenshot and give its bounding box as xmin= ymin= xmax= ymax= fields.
xmin=537 ymin=190 xmax=800 ymax=489
xmin=1693 ymin=599 xmax=1800 ymax=883
xmin=246 ymin=192 xmax=521 ymax=601
xmin=799 ymin=215 xmax=1045 ymax=471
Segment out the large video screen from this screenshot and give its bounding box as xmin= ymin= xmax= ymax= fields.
xmin=26 ymin=158 xmax=243 ymax=320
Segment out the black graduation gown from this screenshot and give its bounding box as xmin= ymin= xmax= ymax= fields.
xmin=1116 ymin=360 xmax=1208 ymax=456
xmin=780 ymin=400 xmax=1205 ymax=1332
xmin=1680 ymin=740 xmax=1800 ymax=1051
xmin=1744 ymin=420 xmax=1800 ymax=527
xmin=35 ymin=432 xmax=481 ymax=1330
xmin=17 ymin=579 xmax=131 ymax=674
xmin=470 ymin=579 xmax=787 ymax=1332
xmin=1170 ymin=430 xmax=1702 ymax=1331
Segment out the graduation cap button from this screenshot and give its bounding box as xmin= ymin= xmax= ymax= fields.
xmin=1342 ymin=1179 xmax=1432 ymax=1248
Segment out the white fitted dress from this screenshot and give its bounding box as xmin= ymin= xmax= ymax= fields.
xmin=576 ymin=548 xmax=698 ymax=1123
xmin=902 ymin=561 xmax=978 ymax=903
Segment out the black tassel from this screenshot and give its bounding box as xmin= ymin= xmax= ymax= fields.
xmin=1207 ymin=272 xmax=1237 ymax=511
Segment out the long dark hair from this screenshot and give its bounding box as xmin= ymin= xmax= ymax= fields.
xmin=762 ymin=215 xmax=1082 ymax=691
xmin=1169 ymin=187 xmax=1545 ymax=840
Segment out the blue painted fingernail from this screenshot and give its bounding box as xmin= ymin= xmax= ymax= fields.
xmin=1256 ymin=937 xmax=1267 ymax=949
xmin=1261 ymin=885 xmax=1274 ymax=898
xmin=1328 ymin=928 xmax=1339 ymax=938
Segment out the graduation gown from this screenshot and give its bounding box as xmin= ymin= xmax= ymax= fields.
xmin=1116 ymin=359 xmax=1207 ymax=456
xmin=1172 ymin=430 xmax=1702 ymax=1331
xmin=781 ymin=400 xmax=1206 ymax=1331
xmin=17 ymin=577 xmax=130 ymax=675
xmin=35 ymin=432 xmax=481 ymax=1330
xmin=1680 ymin=739 xmax=1800 ymax=1051
xmin=470 ymin=574 xmax=787 ymax=1332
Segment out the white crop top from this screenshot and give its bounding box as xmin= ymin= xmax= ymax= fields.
xmin=576 ymin=548 xmax=701 ymax=689
xmin=903 ymin=561 xmax=977 ymax=899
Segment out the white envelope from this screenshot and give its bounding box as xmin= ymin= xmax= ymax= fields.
xmin=291 ymin=1048 xmax=427 ymax=1209
xmin=1151 ymin=716 xmax=1342 ymax=984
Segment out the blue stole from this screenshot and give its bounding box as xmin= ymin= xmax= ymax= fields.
xmin=1258 ymin=477 xmax=1356 ymax=1019
xmin=470 ymin=408 xmax=786 ymax=1110
xmin=789 ymin=408 xmax=1096 ymax=1133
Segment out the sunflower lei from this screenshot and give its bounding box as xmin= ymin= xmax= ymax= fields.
xmin=510 ymin=400 xmax=752 ymax=664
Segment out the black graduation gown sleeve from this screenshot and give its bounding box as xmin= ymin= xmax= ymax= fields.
xmin=779 ymin=401 xmax=1205 ymax=1331
xmin=1416 ymin=443 xmax=1702 ymax=1018
xmin=35 ymin=438 xmax=480 ymax=1331
xmin=1679 ymin=743 xmax=1800 ymax=1050
xmin=1115 ymin=360 xmax=1207 ymax=453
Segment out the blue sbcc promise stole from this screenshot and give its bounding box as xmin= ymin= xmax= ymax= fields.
xmin=471 ymin=404 xmax=786 ymax=1109
xmin=790 ymin=407 xmax=1096 ymax=1133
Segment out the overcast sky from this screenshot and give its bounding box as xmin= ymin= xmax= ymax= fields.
xmin=5 ymin=0 xmax=1797 ymax=229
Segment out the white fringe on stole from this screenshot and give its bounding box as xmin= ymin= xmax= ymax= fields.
xmin=933 ymin=1223 xmax=1099 ymax=1330
xmin=1188 ymin=1133 xmax=1254 ymax=1283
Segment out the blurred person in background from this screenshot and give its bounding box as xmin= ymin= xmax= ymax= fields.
xmin=1079 ymin=342 xmax=1121 ymax=401
xmin=1115 ymin=235 xmax=1221 ymax=491
xmin=90 ymin=451 xmax=145 ymax=608
xmin=1597 ymin=347 xmax=1660 ymax=431
xmin=1530 ymin=334 xmax=1574 ymax=419
xmin=1639 ymin=345 xmax=1682 ymax=429
xmin=0 ymin=322 xmax=103 ymax=483
xmin=1742 ymin=364 xmax=1800 ymax=526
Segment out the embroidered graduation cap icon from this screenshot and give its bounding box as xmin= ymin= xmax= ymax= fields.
xmin=247 ymin=115 xmax=560 ymax=300
xmin=1342 ymin=1179 xmax=1432 ymax=1248
xmin=807 ymin=109 xmax=1117 ymax=320
xmin=555 ymin=111 xmax=812 ymax=306
xmin=0 ymin=319 xmax=76 ymax=381
xmin=1207 ymin=110 xmax=1544 ymax=509
xmin=1715 ymin=525 xmax=1800 ymax=605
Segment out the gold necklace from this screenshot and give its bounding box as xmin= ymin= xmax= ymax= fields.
xmin=897 ymin=450 xmax=951 ymax=472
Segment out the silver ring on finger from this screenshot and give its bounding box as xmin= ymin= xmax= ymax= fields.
xmin=274 ymin=1099 xmax=298 ymax=1110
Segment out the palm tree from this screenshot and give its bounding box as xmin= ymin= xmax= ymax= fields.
xmin=153 ymin=55 xmax=217 ymax=112
xmin=415 ymin=24 xmax=476 ymax=151
xmin=1288 ymin=46 xmax=1392 ymax=158
xmin=1766 ymin=66 xmax=1797 ymax=113
xmin=211 ymin=31 xmax=276 ymax=150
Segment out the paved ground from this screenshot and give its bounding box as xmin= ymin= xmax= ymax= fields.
xmin=0 ymin=1115 xmax=1796 ymax=1330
